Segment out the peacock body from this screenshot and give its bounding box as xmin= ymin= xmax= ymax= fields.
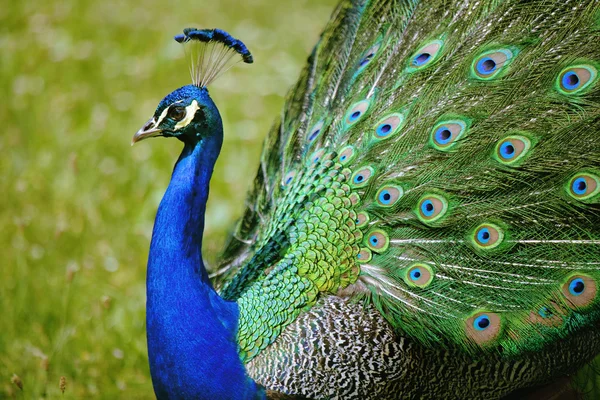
xmin=133 ymin=1 xmax=600 ymax=399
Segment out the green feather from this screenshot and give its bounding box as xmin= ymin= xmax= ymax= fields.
xmin=212 ymin=0 xmax=600 ymax=395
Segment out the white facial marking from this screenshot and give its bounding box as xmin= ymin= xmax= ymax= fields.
xmin=174 ymin=100 xmax=200 ymax=130
xmin=154 ymin=106 xmax=170 ymax=127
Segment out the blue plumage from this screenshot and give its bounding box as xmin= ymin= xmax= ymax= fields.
xmin=135 ymin=85 xmax=263 ymax=399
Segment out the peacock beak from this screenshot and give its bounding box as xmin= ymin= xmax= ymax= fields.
xmin=132 ymin=118 xmax=162 ymax=145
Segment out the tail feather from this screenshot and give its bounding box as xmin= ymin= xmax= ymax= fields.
xmin=218 ymin=0 xmax=600 ymax=359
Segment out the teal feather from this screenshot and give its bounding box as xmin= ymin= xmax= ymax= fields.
xmin=139 ymin=0 xmax=600 ymax=398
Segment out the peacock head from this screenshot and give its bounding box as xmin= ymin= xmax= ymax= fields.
xmin=133 ymin=28 xmax=252 ymax=145
xmin=133 ymin=85 xmax=221 ymax=144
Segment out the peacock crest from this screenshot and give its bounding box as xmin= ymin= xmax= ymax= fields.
xmin=174 ymin=28 xmax=253 ymax=88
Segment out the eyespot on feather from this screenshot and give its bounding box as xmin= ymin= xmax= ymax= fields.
xmin=566 ymin=172 xmax=600 ymax=201
xmin=471 ymin=223 xmax=504 ymax=250
xmin=338 ymin=146 xmax=356 ymax=165
xmin=430 ymin=119 xmax=468 ymax=151
xmin=351 ymin=166 xmax=375 ymax=188
xmin=465 ymin=312 xmax=502 ymax=345
xmin=356 ymin=248 xmax=373 ymax=263
xmin=373 ymin=113 xmax=404 ymax=140
xmin=283 ymin=171 xmax=296 ymax=186
xmin=345 ymin=100 xmax=370 ymax=126
xmin=308 ymin=149 xmax=326 ymax=165
xmin=562 ymin=275 xmax=597 ymax=309
xmin=471 ymin=49 xmax=515 ymax=80
xmin=557 ymin=65 xmax=597 ymax=94
xmin=375 ymin=185 xmax=403 ymax=207
xmin=408 ymin=40 xmax=443 ymax=71
xmin=355 ymin=211 xmax=370 ymax=228
xmin=308 ymin=120 xmax=324 ymax=142
xmin=404 ymin=263 xmax=434 ymax=288
xmin=365 ymin=229 xmax=389 ymax=253
xmin=356 ymin=42 xmax=381 ymax=74
xmin=417 ymin=194 xmax=448 ymax=223
xmin=493 ymin=135 xmax=532 ymax=165
xmin=528 ymin=302 xmax=565 ymax=327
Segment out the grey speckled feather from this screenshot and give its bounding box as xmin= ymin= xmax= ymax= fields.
xmin=249 ymin=297 xmax=600 ymax=399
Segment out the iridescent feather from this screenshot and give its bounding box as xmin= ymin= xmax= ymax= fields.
xmin=212 ymin=0 xmax=600 ymax=397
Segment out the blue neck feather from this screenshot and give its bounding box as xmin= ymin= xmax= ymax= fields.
xmin=145 ymin=121 xmax=262 ymax=399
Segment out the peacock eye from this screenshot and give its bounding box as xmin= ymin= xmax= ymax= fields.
xmin=365 ymin=229 xmax=389 ymax=252
xmin=408 ymin=40 xmax=444 ymax=71
xmin=168 ymin=106 xmax=186 ymax=121
xmin=430 ymin=119 xmax=468 ymax=151
xmin=561 ymin=275 xmax=597 ymax=308
xmin=473 ymin=314 xmax=491 ymax=331
xmin=466 ymin=312 xmax=501 ymax=345
xmin=494 ymin=135 xmax=532 ymax=165
xmin=404 ymin=263 xmax=434 ymax=288
xmin=471 ymin=223 xmax=504 ymax=250
xmin=567 ymin=172 xmax=600 ymax=201
xmin=417 ymin=194 xmax=448 ymax=223
xmin=471 ymin=49 xmax=516 ymax=80
xmin=557 ymin=65 xmax=597 ymax=94
xmin=375 ymin=185 xmax=403 ymax=207
xmin=373 ymin=113 xmax=404 ymax=140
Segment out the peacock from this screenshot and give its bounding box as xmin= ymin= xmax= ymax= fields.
xmin=132 ymin=0 xmax=600 ymax=398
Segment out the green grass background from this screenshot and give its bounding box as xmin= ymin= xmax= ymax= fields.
xmin=0 ymin=0 xmax=337 ymax=397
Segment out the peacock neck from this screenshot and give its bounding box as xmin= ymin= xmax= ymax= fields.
xmin=146 ymin=132 xmax=262 ymax=399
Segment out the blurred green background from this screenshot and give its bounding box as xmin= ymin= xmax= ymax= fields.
xmin=0 ymin=0 xmax=337 ymax=397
